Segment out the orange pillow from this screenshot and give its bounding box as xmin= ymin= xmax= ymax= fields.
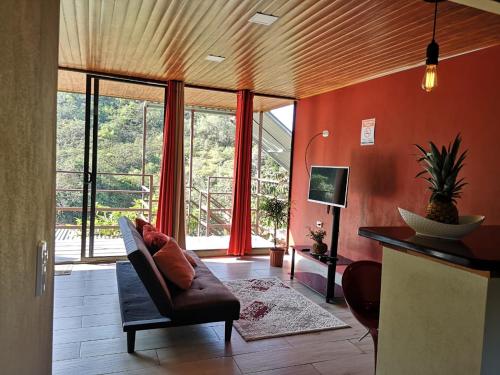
xmin=135 ymin=217 xmax=152 ymax=236
xmin=142 ymin=224 xmax=169 ymax=254
xmin=153 ymin=239 xmax=195 ymax=290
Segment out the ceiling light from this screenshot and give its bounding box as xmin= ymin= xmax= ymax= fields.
xmin=421 ymin=0 xmax=445 ymax=92
xmin=249 ymin=12 xmax=279 ymax=26
xmin=206 ymin=55 xmax=225 ymax=63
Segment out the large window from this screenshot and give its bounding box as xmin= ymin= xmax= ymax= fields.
xmin=56 ymin=80 xmax=293 ymax=259
xmin=251 ymin=109 xmax=293 ymax=246
xmin=184 ymin=109 xmax=236 ymax=238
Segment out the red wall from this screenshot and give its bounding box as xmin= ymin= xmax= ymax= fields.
xmin=289 ymin=46 xmax=500 ymax=261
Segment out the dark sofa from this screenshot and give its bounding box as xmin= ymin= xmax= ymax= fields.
xmin=117 ymin=217 xmax=240 ymax=353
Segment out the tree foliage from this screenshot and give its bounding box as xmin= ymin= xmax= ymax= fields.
xmin=56 ymin=92 xmax=289 ymax=238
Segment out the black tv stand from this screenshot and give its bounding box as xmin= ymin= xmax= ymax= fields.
xmin=290 ymin=205 xmax=348 ymax=303
xmin=290 ymin=246 xmax=343 ymax=303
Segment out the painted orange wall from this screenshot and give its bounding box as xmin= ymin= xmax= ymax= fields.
xmin=289 ymin=46 xmax=500 ymax=261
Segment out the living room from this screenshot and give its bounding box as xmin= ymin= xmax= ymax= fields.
xmin=1 ymin=1 xmax=500 ymax=375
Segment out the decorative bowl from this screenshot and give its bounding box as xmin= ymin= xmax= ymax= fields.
xmin=398 ymin=208 xmax=485 ymax=240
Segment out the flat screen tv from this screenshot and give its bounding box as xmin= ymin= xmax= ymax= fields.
xmin=308 ymin=166 xmax=349 ymax=208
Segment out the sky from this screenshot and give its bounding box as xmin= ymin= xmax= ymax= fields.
xmin=271 ymin=104 xmax=294 ymax=130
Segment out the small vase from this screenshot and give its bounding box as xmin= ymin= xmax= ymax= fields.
xmin=312 ymin=241 xmax=327 ymax=255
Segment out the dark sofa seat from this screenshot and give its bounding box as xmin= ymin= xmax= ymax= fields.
xmin=169 ymin=256 xmax=241 ymax=323
xmin=117 ymin=217 xmax=240 ymax=352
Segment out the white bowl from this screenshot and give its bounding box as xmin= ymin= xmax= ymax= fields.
xmin=398 ymin=208 xmax=485 ymax=240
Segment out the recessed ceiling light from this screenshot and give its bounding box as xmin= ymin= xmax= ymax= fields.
xmin=249 ymin=12 xmax=279 ymax=26
xmin=206 ymin=55 xmax=225 ymax=63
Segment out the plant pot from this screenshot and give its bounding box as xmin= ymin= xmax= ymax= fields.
xmin=312 ymin=241 xmax=328 ymax=255
xmin=269 ymin=247 xmax=285 ymax=267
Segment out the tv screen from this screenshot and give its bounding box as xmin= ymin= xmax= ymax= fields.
xmin=308 ymin=166 xmax=349 ymax=208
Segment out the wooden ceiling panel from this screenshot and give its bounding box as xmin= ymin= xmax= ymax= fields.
xmin=57 ymin=70 xmax=291 ymax=112
xmin=59 ymin=0 xmax=500 ymax=107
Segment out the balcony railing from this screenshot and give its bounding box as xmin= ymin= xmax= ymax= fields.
xmin=56 ymin=170 xmax=154 ymax=234
xmin=185 ymin=176 xmax=286 ymax=238
xmin=56 ymin=171 xmax=286 ymax=241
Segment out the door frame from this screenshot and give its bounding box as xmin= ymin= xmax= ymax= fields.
xmin=81 ymin=75 xmax=100 ymax=259
xmin=80 ymin=74 xmax=166 ymax=260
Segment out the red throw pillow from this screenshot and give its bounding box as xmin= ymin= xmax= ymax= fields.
xmin=142 ymin=224 xmax=169 ymax=254
xmin=135 ymin=217 xmax=152 ymax=236
xmin=153 ymin=239 xmax=195 ymax=290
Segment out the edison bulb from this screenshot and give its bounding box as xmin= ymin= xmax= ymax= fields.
xmin=422 ymin=64 xmax=438 ymax=92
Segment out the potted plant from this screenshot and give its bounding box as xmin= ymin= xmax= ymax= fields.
xmin=415 ymin=134 xmax=467 ymax=224
xmin=260 ymin=194 xmax=290 ymax=267
xmin=307 ymin=227 xmax=328 ymax=255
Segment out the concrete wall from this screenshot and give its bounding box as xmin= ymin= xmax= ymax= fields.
xmin=0 ymin=1 xmax=59 ymax=374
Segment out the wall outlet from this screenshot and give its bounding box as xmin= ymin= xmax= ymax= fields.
xmin=35 ymin=240 xmax=48 ymax=297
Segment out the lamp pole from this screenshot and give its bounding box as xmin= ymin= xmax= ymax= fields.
xmin=304 ymin=130 xmax=329 ymax=177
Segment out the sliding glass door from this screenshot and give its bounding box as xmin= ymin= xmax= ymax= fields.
xmin=55 ymin=75 xmax=164 ymax=262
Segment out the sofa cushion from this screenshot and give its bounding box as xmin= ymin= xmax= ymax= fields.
xmin=142 ymin=224 xmax=169 ymax=254
xmin=153 ymin=239 xmax=195 ymax=290
xmin=170 ymin=251 xmax=240 ymax=323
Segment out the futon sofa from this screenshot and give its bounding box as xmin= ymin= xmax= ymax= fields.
xmin=117 ymin=217 xmax=240 ymax=353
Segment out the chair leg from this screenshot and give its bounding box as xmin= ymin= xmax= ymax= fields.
xmin=225 ymin=320 xmax=233 ymax=342
xmin=127 ymin=331 xmax=136 ymax=353
xmin=370 ymin=329 xmax=378 ymax=373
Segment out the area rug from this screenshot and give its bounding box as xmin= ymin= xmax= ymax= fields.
xmin=224 ymin=277 xmax=348 ymax=341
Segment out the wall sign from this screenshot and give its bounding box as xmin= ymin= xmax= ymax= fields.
xmin=361 ymin=118 xmax=375 ymax=146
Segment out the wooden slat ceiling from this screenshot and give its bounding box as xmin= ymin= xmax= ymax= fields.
xmin=57 ymin=70 xmax=291 ymax=111
xmin=58 ymin=0 xmax=500 ymax=110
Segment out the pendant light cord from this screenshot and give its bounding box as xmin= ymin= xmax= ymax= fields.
xmin=432 ymin=0 xmax=438 ymax=41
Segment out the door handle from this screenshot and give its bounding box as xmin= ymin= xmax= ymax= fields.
xmin=85 ymin=172 xmax=93 ymax=184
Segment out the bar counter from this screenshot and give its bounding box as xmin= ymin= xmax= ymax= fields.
xmin=359 ymin=226 xmax=500 ymax=375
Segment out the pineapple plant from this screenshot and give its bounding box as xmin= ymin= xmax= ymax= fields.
xmin=415 ymin=134 xmax=467 ymax=224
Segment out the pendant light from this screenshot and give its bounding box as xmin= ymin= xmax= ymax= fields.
xmin=422 ymin=0 xmax=444 ymax=92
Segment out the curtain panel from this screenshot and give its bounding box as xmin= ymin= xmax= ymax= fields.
xmin=228 ymin=90 xmax=254 ymax=256
xmin=156 ymin=80 xmax=186 ymax=248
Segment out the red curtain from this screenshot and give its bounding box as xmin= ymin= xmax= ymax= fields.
xmin=156 ymin=80 xmax=186 ymax=248
xmin=228 ymin=90 xmax=254 ymax=256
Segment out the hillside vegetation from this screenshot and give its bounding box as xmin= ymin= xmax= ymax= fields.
xmin=56 ymin=92 xmax=288 ymax=237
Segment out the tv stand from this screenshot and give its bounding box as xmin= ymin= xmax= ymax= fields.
xmin=290 ymin=205 xmax=348 ymax=303
xmin=290 ymin=246 xmax=343 ymax=303
xmin=330 ymin=205 xmax=341 ymax=266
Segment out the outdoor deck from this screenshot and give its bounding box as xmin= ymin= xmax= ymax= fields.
xmin=55 ymin=230 xmax=273 ymax=263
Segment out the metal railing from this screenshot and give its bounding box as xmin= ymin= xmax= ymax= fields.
xmin=56 ymin=170 xmax=154 ymax=233
xmin=185 ymin=176 xmax=284 ymax=237
xmin=56 ymin=171 xmax=285 ymax=239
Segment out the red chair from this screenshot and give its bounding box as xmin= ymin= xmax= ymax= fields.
xmin=342 ymin=261 xmax=382 ymax=367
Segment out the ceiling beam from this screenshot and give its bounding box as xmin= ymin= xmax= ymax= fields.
xmin=449 ymin=0 xmax=500 ymax=15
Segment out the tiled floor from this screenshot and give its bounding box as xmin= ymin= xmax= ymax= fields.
xmin=53 ymin=256 xmax=375 ymax=374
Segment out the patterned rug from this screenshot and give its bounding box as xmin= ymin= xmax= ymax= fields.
xmin=224 ymin=277 xmax=348 ymax=341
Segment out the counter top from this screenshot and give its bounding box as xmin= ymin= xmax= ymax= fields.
xmin=358 ymin=226 xmax=500 ymax=273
